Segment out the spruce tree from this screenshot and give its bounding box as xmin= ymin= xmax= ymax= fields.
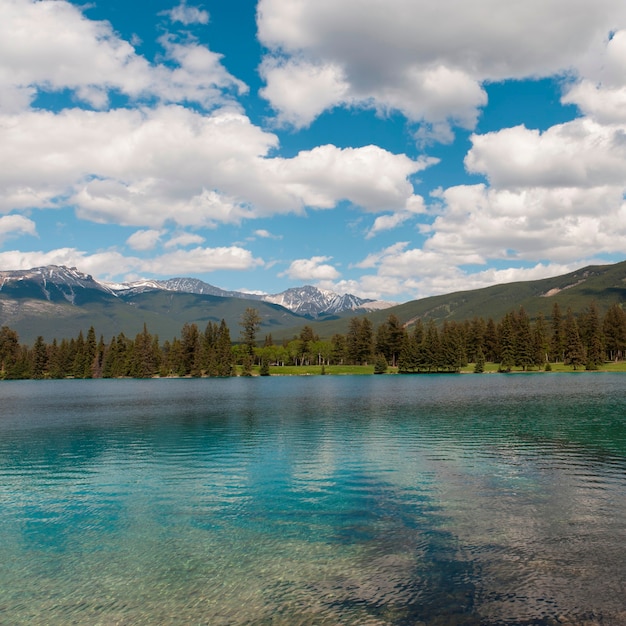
xmin=564 ymin=309 xmax=585 ymax=370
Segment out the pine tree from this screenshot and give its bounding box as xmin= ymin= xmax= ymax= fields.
xmin=580 ymin=302 xmax=604 ymax=369
xmin=0 ymin=326 xmax=20 ymax=379
xmin=498 ymin=313 xmax=515 ymax=372
xmin=215 ymin=319 xmax=235 ymax=376
xmin=467 ymin=317 xmax=486 ymax=364
xmin=532 ymin=312 xmax=549 ymax=368
xmin=564 ymin=308 xmax=585 ymax=370
xmin=474 ymin=346 xmax=485 ymax=373
xmin=31 ymin=336 xmax=48 ymax=379
xmin=514 ymin=307 xmax=534 ymax=371
xmin=240 ymin=307 xmax=261 ymax=359
xmin=484 ymin=318 xmax=499 ymax=362
xmin=603 ymin=304 xmax=626 ymax=361
xmin=550 ymin=302 xmax=565 ymax=362
xmin=180 ymin=323 xmax=200 ymax=376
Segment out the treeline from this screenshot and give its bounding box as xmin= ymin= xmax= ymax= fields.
xmin=0 ymin=321 xmax=235 ymax=380
xmin=255 ymin=301 xmax=626 ymax=373
xmin=0 ymin=302 xmax=625 ymax=379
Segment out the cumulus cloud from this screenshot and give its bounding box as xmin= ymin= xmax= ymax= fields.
xmin=126 ymin=229 xmax=163 ymax=251
xmin=0 ymin=214 xmax=37 ymax=243
xmin=427 ymin=184 xmax=626 ymax=264
xmin=257 ymin=0 xmax=626 ymax=131
xmin=337 ymin=240 xmax=588 ymax=300
xmin=0 ymin=245 xmax=263 ymax=280
xmin=280 ymin=256 xmax=340 ymax=281
xmin=465 ymin=119 xmax=626 ymax=189
xmin=0 ymin=0 xmax=244 ymax=113
xmin=165 ymin=1 xmax=210 ymax=26
xmin=0 ymin=106 xmax=434 ymax=226
xmin=164 ymin=232 xmax=205 ymax=248
xmin=259 ymin=58 xmax=350 ymax=128
xmin=562 ymin=29 xmax=626 ymax=123
xmin=366 ymin=195 xmax=426 ymax=238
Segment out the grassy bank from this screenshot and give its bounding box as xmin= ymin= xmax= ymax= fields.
xmin=243 ymin=361 xmax=626 ymax=376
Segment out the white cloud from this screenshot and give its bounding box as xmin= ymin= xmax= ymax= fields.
xmin=259 ymin=58 xmax=350 ymax=128
xmin=366 ymin=213 xmax=413 ymax=239
xmin=165 ymin=1 xmax=210 ymax=26
xmin=164 ymin=232 xmax=205 ymax=248
xmin=0 ymin=214 xmax=37 ymax=242
xmin=366 ymin=195 xmax=426 ymax=238
xmin=280 ymin=256 xmax=340 ymax=281
xmin=261 ymin=145 xmax=435 ymax=213
xmin=426 ymin=184 xmax=626 ymax=264
xmin=257 ymin=0 xmax=626 ymax=131
xmin=0 ymin=106 xmax=434 ymax=226
xmin=465 ymin=120 xmax=626 ymax=189
xmin=334 ymin=239 xmax=590 ymax=300
xmin=0 ymin=245 xmax=263 ymax=280
xmin=562 ymin=29 xmax=626 ymax=123
xmin=253 ymin=229 xmax=282 ymax=239
xmin=126 ymin=229 xmax=163 ymax=251
xmin=0 ymin=0 xmax=244 ymax=113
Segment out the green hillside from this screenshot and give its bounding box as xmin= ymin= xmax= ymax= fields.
xmin=2 ymin=260 xmax=625 ymax=345
xmin=0 ymin=289 xmax=307 ymax=344
xmin=277 ymin=260 xmax=626 ymax=340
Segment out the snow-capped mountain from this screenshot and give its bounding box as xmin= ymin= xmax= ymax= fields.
xmin=262 ymin=285 xmax=380 ymax=316
xmin=105 ymin=276 xmax=394 ymax=317
xmin=0 ymin=265 xmax=114 ymax=304
xmin=0 ymin=265 xmax=394 ymax=317
xmin=106 ymin=277 xmax=246 ymax=299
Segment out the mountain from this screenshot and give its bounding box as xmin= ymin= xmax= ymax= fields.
xmin=0 ymin=266 xmax=114 ymax=304
xmin=2 ymin=261 xmax=625 ymax=344
xmin=305 ymin=260 xmax=626 ymax=339
xmin=104 ymin=277 xmax=392 ymax=317
xmin=0 ymin=265 xmax=306 ymax=343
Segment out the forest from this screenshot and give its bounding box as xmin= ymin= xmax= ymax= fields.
xmin=0 ymin=302 xmax=625 ymax=380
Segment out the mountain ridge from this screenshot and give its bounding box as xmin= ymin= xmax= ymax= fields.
xmin=1 ymin=261 xmax=625 ymax=344
xmin=102 ymin=274 xmax=393 ymax=317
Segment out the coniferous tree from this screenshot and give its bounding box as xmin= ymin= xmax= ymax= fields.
xmin=215 ymin=319 xmax=235 ymax=376
xmin=466 ymin=317 xmax=486 ymax=364
xmin=441 ymin=321 xmax=465 ymax=372
xmin=47 ymin=338 xmax=64 ymax=379
xmin=423 ymin=320 xmax=442 ymax=372
xmin=0 ymin=326 xmax=20 ymax=379
xmin=331 ymin=333 xmax=346 ymax=365
xmin=498 ymin=313 xmax=516 ymax=372
xmin=373 ymin=353 xmax=388 ymax=374
xmin=180 ymin=323 xmax=200 ymax=376
xmin=240 ymin=307 xmax=261 ymax=360
xmin=375 ymin=314 xmax=406 ymax=367
xmin=580 ymin=302 xmax=604 ymax=369
xmin=474 ymin=346 xmax=486 ymax=373
xmin=484 ymin=318 xmax=499 ymax=362
xmin=72 ymin=331 xmax=87 ymax=378
xmin=564 ymin=308 xmax=585 ymax=370
xmin=31 ymin=336 xmax=48 ymax=379
xmin=514 ymin=307 xmax=534 ymax=371
xmin=532 ymin=312 xmax=549 ymax=368
xmin=550 ymin=302 xmax=565 ymax=362
xmin=603 ymin=303 xmax=626 ymax=361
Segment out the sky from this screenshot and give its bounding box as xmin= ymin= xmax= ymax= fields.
xmin=1 ymin=0 xmax=626 ymax=302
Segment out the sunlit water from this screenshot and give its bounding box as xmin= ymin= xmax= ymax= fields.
xmin=1 ymin=374 xmax=626 ymax=625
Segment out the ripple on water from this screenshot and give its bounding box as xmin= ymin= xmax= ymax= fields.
xmin=1 ymin=376 xmax=626 ymax=625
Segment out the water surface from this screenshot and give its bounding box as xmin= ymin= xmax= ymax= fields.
xmin=1 ymin=374 xmax=626 ymax=625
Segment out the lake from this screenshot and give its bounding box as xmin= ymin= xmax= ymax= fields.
xmin=1 ymin=374 xmax=626 ymax=625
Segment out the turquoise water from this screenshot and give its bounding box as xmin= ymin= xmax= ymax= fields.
xmin=1 ymin=374 xmax=626 ymax=625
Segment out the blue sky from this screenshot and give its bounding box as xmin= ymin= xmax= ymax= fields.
xmin=1 ymin=0 xmax=626 ymax=302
